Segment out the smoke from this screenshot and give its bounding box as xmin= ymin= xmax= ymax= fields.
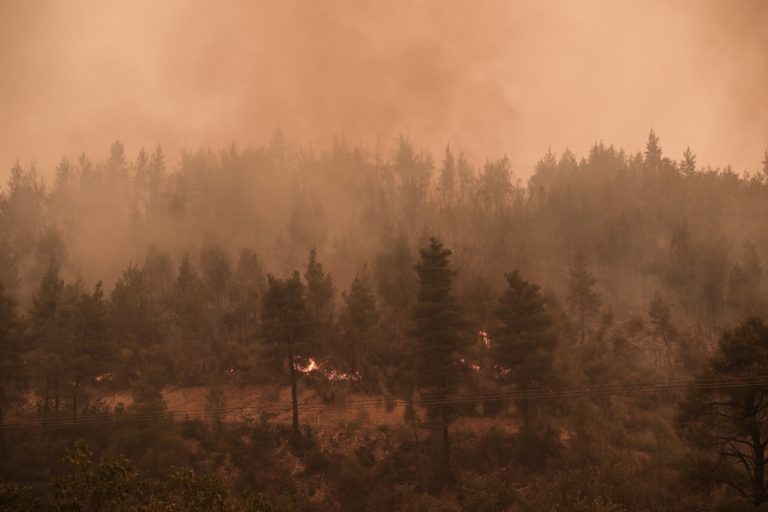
xmin=1 ymin=0 xmax=767 ymax=179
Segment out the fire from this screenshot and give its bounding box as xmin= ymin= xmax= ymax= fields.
xmin=324 ymin=368 xmax=361 ymax=382
xmin=479 ymin=329 xmax=491 ymax=349
xmin=457 ymin=358 xmax=481 ymax=372
xmin=297 ymin=358 xmax=361 ymax=381
xmin=298 ymin=358 xmax=319 ymax=373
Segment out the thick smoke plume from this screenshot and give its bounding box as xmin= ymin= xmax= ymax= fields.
xmin=1 ymin=0 xmax=767 ymax=178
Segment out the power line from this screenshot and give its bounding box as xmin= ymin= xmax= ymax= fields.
xmin=3 ymin=375 xmax=768 ymax=430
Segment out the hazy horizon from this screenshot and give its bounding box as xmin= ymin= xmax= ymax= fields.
xmin=2 ymin=0 xmax=767 ymax=182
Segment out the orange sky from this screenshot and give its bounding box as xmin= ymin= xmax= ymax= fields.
xmin=1 ymin=0 xmax=766 ymax=181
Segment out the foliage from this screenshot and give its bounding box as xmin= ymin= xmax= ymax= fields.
xmin=678 ymin=318 xmax=768 ymax=506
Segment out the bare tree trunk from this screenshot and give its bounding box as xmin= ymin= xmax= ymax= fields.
xmin=519 ymin=398 xmax=530 ymax=432
xmin=0 ymin=407 xmax=5 ymax=457
xmin=43 ymin=376 xmax=50 ymax=415
xmin=288 ymin=350 xmax=300 ymax=437
xmin=752 ymin=427 xmax=765 ymax=506
xmin=441 ymin=404 xmax=450 ymax=467
xmin=73 ymin=377 xmax=80 ymax=422
xmin=54 ymin=375 xmax=60 ymax=415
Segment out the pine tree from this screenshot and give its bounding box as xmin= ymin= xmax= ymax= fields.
xmin=261 ymin=272 xmax=311 ymax=437
xmin=304 ymin=248 xmax=335 ymax=326
xmin=70 ymin=282 xmax=111 ymax=419
xmin=492 ymin=270 xmax=557 ymax=430
xmin=727 ymin=242 xmax=763 ymax=319
xmin=678 ymin=318 xmax=768 ymax=507
xmin=169 ymin=256 xmax=214 ymax=378
xmin=339 ymin=265 xmax=380 ymax=373
xmin=0 ymin=282 xmax=22 ymax=453
xmin=230 ymin=248 xmax=265 ymax=343
xmin=681 ymin=147 xmax=697 ymax=176
xmin=409 ymin=237 xmax=469 ymax=467
xmin=644 ymin=129 xmax=662 ymax=167
xmin=200 ymin=243 xmax=232 ymax=338
xmin=648 ymin=291 xmax=676 ymax=378
xmin=29 ymin=259 xmax=67 ymax=415
xmin=667 ymin=223 xmax=698 ymax=311
xmin=762 ymin=149 xmax=768 ymax=180
xmin=109 ymin=264 xmax=153 ymax=349
xmin=439 ymin=146 xmax=456 ymax=208
xmin=567 ymin=249 xmax=601 ymax=351
xmin=375 ymin=231 xmax=416 ymax=335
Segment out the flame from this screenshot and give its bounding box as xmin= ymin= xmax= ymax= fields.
xmin=298 ymin=358 xmax=319 ymax=373
xmin=457 ymin=358 xmax=482 ymax=372
xmin=479 ymin=329 xmax=491 ymax=349
xmin=95 ymin=372 xmax=113 ymax=382
xmin=297 ymin=358 xmax=361 ymax=381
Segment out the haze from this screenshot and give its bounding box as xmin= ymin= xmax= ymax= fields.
xmin=1 ymin=0 xmax=767 ymax=179
xmin=6 ymin=1 xmax=768 ymax=509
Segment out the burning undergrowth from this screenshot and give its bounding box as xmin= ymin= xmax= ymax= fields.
xmin=296 ymin=358 xmax=362 ymax=383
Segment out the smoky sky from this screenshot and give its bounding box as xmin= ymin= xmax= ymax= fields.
xmin=1 ymin=0 xmax=766 ymax=180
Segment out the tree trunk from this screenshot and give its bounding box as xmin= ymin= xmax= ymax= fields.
xmin=54 ymin=375 xmax=60 ymax=415
xmin=43 ymin=376 xmax=50 ymax=415
xmin=73 ymin=377 xmax=80 ymax=422
xmin=0 ymin=407 xmax=5 ymax=457
xmin=520 ymin=398 xmax=530 ymax=432
xmin=441 ymin=403 xmax=450 ymax=467
xmin=580 ymin=301 xmax=585 ymax=350
xmin=752 ymin=428 xmax=765 ymax=506
xmin=288 ymin=350 xmax=299 ymax=437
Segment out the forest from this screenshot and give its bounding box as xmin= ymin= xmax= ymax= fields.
xmin=2 ymin=131 xmax=768 ymax=511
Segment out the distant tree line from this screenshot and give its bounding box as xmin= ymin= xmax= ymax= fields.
xmin=1 ymin=131 xmax=768 ymax=509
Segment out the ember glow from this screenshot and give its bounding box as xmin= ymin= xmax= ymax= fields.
xmin=297 ymin=358 xmax=361 ymax=382
xmin=479 ymin=330 xmax=491 ymax=349
xmin=298 ymin=358 xmax=319 ymax=373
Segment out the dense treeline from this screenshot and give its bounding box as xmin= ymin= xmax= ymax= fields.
xmin=2 ymin=132 xmax=768 ymax=510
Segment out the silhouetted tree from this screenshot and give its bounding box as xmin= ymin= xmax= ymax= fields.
xmin=409 ymin=237 xmax=469 ymax=467
xmin=678 ymin=318 xmax=768 ymax=507
xmin=727 ymin=242 xmax=764 ymax=319
xmin=261 ymin=273 xmax=311 ymax=437
xmin=438 ymin=146 xmax=456 ymax=208
xmin=0 ymin=282 xmax=23 ymax=453
xmin=375 ymin=231 xmax=416 ymax=336
xmin=29 ymin=259 xmax=67 ymax=415
xmin=492 ymin=270 xmax=557 ymax=430
xmin=304 ymin=248 xmax=335 ymax=333
xmin=648 ymin=291 xmax=677 ymax=378
xmin=645 ymin=129 xmax=662 ymax=167
xmin=762 ymin=149 xmax=768 ymax=180
xmin=393 ymin=135 xmax=432 ymax=228
xmin=70 ymin=282 xmax=111 ymax=419
xmin=681 ymin=147 xmax=697 ymax=176
xmin=229 ymin=248 xmax=265 ymax=343
xmin=667 ymin=223 xmax=698 ymax=312
xmin=200 ymin=243 xmax=232 ymax=338
xmin=339 ymin=265 xmax=380 ymax=373
xmin=109 ymin=264 xmax=154 ymax=351
xmin=567 ymin=249 xmax=601 ymax=351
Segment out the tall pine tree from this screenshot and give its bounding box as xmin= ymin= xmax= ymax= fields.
xmin=492 ymin=270 xmax=557 ymax=430
xmin=567 ymin=249 xmax=601 ymax=351
xmin=409 ymin=237 xmax=469 ymax=467
xmin=0 ymin=282 xmax=22 ymax=453
xmin=339 ymin=265 xmax=380 ymax=374
xmin=261 ymin=272 xmax=311 ymax=437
